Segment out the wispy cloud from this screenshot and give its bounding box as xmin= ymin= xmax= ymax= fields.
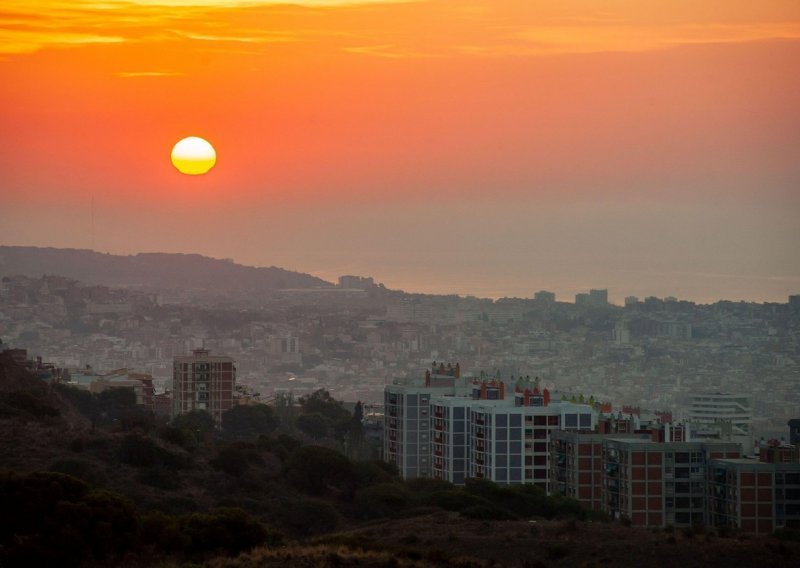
xmin=0 ymin=0 xmax=798 ymax=56
xmin=0 ymin=0 xmax=412 ymax=53
xmin=509 ymin=22 xmax=800 ymax=55
xmin=115 ymin=70 xmax=183 ymax=77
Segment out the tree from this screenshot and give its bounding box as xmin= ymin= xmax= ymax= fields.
xmin=295 ymin=412 xmax=330 ymax=440
xmin=221 ymin=404 xmax=277 ymax=438
xmin=285 ymin=445 xmax=356 ymax=497
xmin=298 ymin=390 xmax=350 ymax=423
xmin=172 ymin=410 xmax=215 ymax=446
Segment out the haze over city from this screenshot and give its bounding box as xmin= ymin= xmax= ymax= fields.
xmin=2 ymin=0 xmax=799 ymax=303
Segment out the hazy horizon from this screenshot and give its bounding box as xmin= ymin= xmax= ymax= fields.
xmin=2 ymin=239 xmax=797 ymax=306
xmin=2 ymin=1 xmax=799 ymax=306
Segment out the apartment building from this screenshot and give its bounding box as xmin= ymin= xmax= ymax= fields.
xmin=385 ymin=367 xmax=597 ymax=488
xmin=384 ymin=362 xmax=469 ymax=479
xmin=172 ymin=348 xmax=235 ymax=425
xmin=708 ymin=447 xmax=800 ymax=533
xmin=431 ymin=395 xmax=472 ymax=484
xmin=467 ymin=381 xmax=595 ymax=491
xmin=602 ymin=438 xmax=740 ymax=527
xmin=551 ymin=415 xmax=652 ymax=512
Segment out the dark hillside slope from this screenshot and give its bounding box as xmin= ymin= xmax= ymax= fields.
xmin=0 ymin=246 xmax=332 ymax=293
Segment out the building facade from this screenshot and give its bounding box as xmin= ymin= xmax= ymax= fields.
xmin=385 ymin=367 xmax=597 ymax=489
xmin=172 ymin=349 xmax=235 ymax=424
xmin=384 ymin=362 xmax=469 ymax=479
xmin=709 ymin=455 xmax=800 ymax=533
xmin=602 ymin=439 xmax=740 ymax=527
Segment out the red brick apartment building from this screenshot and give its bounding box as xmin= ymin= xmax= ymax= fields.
xmin=551 ymin=419 xmax=651 ymax=512
xmin=602 ymin=439 xmax=741 ymax=527
xmin=709 ymin=449 xmax=800 ymax=533
xmin=552 ymin=421 xmax=742 ymax=529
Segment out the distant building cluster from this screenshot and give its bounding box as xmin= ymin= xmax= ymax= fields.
xmin=384 ymin=363 xmax=800 ymax=534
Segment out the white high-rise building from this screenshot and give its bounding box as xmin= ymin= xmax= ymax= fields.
xmin=688 ymin=393 xmax=753 ymax=454
xmin=688 ymin=393 xmax=752 ymax=436
xmin=386 ymin=367 xmax=598 ymax=490
xmin=384 ymin=362 xmax=469 ymax=478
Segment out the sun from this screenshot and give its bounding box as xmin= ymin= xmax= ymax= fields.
xmin=171 ymin=136 xmax=216 ymax=175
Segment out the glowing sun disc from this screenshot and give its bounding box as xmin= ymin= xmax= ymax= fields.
xmin=171 ymin=136 xmax=216 ymax=175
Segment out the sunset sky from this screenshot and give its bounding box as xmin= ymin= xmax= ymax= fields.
xmin=1 ymin=1 xmax=799 ymax=303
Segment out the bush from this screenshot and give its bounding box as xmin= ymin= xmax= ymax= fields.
xmin=352 ymin=460 xmax=396 ymax=487
xmin=461 ymin=504 xmax=518 ymax=521
xmin=222 ymin=405 xmax=277 ymax=438
xmin=137 ymin=467 xmax=180 ymax=490
xmin=354 ymin=483 xmax=412 ymax=519
xmin=0 ymin=472 xmax=137 ymax=566
xmin=285 ymin=445 xmax=356 ymax=497
xmin=118 ymin=434 xmax=187 ymax=469
xmin=423 ymin=489 xmax=487 ymax=512
xmin=1 ymin=390 xmax=60 ymax=419
xmin=295 ymin=412 xmax=331 ymax=439
xmin=211 ymin=442 xmax=263 ymax=477
xmin=159 ymin=425 xmax=195 ymax=449
xmin=49 ymin=458 xmax=105 ymax=486
xmin=180 ymin=507 xmax=268 ymax=557
xmin=274 ymin=497 xmax=340 ymax=536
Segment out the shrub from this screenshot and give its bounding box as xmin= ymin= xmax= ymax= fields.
xmin=180 ymin=507 xmax=268 ymax=557
xmin=285 ymin=445 xmax=356 ymax=497
xmin=274 ymin=497 xmax=340 ymax=536
xmin=49 ymin=458 xmax=105 ymax=486
xmin=137 ymin=466 xmax=180 ymax=490
xmin=423 ymin=489 xmax=487 ymax=512
xmin=222 ymin=405 xmax=277 ymax=438
xmin=118 ymin=434 xmax=187 ymax=469
xmin=461 ymin=504 xmax=518 ymax=521
xmin=211 ymin=443 xmax=262 ymax=477
xmin=353 ymin=483 xmax=412 ymax=519
xmin=1 ymin=390 xmax=60 ymax=419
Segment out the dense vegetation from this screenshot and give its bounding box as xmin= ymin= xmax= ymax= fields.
xmin=2 ymin=352 xmax=798 ymax=567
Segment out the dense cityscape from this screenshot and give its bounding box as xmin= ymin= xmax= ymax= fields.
xmin=2 ymin=250 xmax=797 ymax=435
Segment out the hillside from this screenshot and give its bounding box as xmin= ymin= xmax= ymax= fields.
xmin=1 ymin=354 xmax=799 ymax=567
xmin=0 ymin=246 xmax=332 ymax=295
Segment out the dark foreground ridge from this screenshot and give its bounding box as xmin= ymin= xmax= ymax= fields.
xmin=1 ymin=352 xmax=799 ymax=567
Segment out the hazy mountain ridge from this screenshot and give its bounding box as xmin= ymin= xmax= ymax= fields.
xmin=0 ymin=246 xmax=332 ymax=293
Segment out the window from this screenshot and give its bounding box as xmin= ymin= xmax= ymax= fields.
xmin=564 ymin=414 xmax=578 ymax=428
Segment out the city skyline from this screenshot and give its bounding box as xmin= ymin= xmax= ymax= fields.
xmin=2 ymin=1 xmax=800 ymax=303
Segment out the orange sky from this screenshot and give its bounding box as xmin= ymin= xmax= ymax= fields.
xmin=1 ymin=1 xmax=799 ymax=302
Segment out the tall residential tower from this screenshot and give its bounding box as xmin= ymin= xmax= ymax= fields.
xmin=172 ymin=349 xmax=235 ymax=425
